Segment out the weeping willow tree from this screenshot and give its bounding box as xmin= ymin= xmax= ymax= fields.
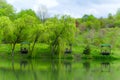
xmin=0 ymin=0 xmax=15 ymax=20
xmin=30 ymin=24 xmax=46 ymax=57
xmin=49 ymin=15 xmax=76 ymax=58
xmin=0 ymin=16 xmax=13 ymax=49
xmin=11 ymin=14 xmax=37 ymax=56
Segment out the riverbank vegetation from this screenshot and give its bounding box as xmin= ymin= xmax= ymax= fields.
xmin=1 ymin=0 xmax=120 ymax=59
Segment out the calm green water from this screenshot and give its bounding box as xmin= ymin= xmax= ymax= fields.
xmin=0 ymin=58 xmax=120 ymax=80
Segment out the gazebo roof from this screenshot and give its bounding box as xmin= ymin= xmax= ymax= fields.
xmin=100 ymin=44 xmax=111 ymax=47
xmin=21 ymin=41 xmax=30 ymax=44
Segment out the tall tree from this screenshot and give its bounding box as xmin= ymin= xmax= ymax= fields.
xmin=81 ymin=14 xmax=101 ymax=30
xmin=36 ymin=5 xmax=48 ymax=23
xmin=11 ymin=14 xmax=37 ymax=56
xmin=0 ymin=0 xmax=15 ymax=20
xmin=48 ymin=15 xmax=76 ymax=58
xmin=30 ymin=23 xmax=46 ymax=57
xmin=0 ymin=16 xmax=13 ymax=44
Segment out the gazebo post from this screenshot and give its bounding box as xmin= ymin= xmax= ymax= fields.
xmin=20 ymin=44 xmax=22 ymax=51
xmin=29 ymin=43 xmax=30 ymax=52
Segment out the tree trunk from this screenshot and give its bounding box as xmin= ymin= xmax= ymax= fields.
xmin=31 ymin=41 xmax=36 ymax=56
xmin=51 ymin=26 xmax=66 ymax=55
xmin=31 ymin=35 xmax=38 ymax=56
xmin=51 ymin=45 xmax=57 ymax=56
xmin=12 ymin=43 xmax=16 ymax=57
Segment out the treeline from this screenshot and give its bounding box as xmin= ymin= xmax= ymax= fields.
xmin=76 ymin=9 xmax=120 ymax=30
xmin=75 ymin=10 xmax=120 ymax=54
xmin=1 ymin=0 xmax=120 ymax=57
xmin=0 ymin=0 xmax=76 ymax=58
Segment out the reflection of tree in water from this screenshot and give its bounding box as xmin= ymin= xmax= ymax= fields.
xmin=51 ymin=60 xmax=72 ymax=80
xmin=101 ymin=62 xmax=110 ymax=72
xmin=12 ymin=57 xmax=19 ymax=80
xmin=51 ymin=60 xmax=58 ymax=72
xmin=83 ymin=61 xmax=90 ymax=71
xmin=30 ymin=60 xmax=38 ymax=80
xmin=51 ymin=60 xmax=59 ymax=80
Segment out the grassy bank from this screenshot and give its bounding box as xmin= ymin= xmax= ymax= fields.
xmin=0 ymin=43 xmax=120 ymax=59
xmin=1 ymin=28 xmax=120 ymax=59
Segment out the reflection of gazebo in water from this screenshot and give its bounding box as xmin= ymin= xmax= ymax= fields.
xmin=65 ymin=44 xmax=72 ymax=54
xmin=64 ymin=61 xmax=72 ymax=72
xmin=20 ymin=59 xmax=28 ymax=69
xmin=20 ymin=42 xmax=30 ymax=54
xmin=100 ymin=44 xmax=111 ymax=55
xmin=101 ymin=62 xmax=110 ymax=72
xmin=83 ymin=61 xmax=90 ymax=71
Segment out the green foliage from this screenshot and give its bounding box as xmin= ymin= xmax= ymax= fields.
xmin=0 ymin=16 xmax=13 ymax=43
xmin=46 ymin=15 xmax=76 ymax=58
xmin=17 ymin=9 xmax=37 ymax=18
xmin=0 ymin=0 xmax=15 ymax=20
xmin=2 ymin=1 xmax=120 ymax=59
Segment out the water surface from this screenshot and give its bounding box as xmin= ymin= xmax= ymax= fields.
xmin=0 ymin=58 xmax=120 ymax=80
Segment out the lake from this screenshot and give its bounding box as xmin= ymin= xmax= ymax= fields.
xmin=0 ymin=58 xmax=120 ymax=80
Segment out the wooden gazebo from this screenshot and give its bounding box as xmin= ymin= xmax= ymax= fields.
xmin=65 ymin=44 xmax=72 ymax=54
xmin=100 ymin=44 xmax=111 ymax=55
xmin=20 ymin=42 xmax=30 ymax=54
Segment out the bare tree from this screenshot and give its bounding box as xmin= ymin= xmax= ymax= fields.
xmin=36 ymin=5 xmax=48 ymax=23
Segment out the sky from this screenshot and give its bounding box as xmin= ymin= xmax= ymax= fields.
xmin=6 ymin=0 xmax=120 ymax=18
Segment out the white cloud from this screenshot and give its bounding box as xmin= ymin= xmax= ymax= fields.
xmin=35 ymin=0 xmax=59 ymax=8
xmin=91 ymin=3 xmax=120 ymax=17
xmin=6 ymin=0 xmax=59 ymax=12
xmin=6 ymin=0 xmax=35 ymax=12
xmin=6 ymin=0 xmax=16 ymax=4
xmin=6 ymin=0 xmax=120 ymax=18
xmin=33 ymin=0 xmax=59 ymax=13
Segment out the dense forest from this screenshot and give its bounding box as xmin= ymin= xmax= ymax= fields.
xmin=1 ymin=0 xmax=120 ymax=59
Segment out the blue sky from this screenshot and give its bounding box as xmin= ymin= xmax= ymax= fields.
xmin=6 ymin=0 xmax=120 ymax=18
